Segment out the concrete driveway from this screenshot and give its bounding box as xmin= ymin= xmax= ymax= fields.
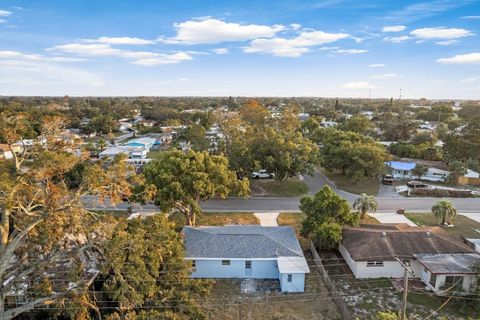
xmin=373 ymin=212 xmax=417 ymax=226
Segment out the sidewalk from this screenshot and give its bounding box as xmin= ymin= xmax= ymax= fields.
xmin=254 ymin=212 xmax=279 ymax=226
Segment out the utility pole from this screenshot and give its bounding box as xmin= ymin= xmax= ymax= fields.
xmin=399 ymin=89 xmax=403 ymax=100
xmin=395 ymin=257 xmax=415 ymax=320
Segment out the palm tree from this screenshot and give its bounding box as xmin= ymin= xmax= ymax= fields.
xmin=432 ymin=200 xmax=457 ymax=226
xmin=353 ymin=193 xmax=377 ymax=219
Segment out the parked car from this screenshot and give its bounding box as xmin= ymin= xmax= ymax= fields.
xmin=251 ymin=170 xmax=275 ymax=179
xmin=407 ymin=181 xmax=429 ymax=189
xmin=382 ymin=174 xmax=394 ymax=185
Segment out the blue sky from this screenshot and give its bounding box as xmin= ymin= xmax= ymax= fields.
xmin=0 ymin=0 xmax=479 ymax=98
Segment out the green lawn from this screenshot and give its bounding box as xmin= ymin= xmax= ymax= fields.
xmin=249 ymin=178 xmax=308 ymax=197
xmin=169 ymin=211 xmax=258 ymax=230
xmin=322 ymin=171 xmax=379 ymax=195
xmin=405 ymin=212 xmax=480 ymax=239
xmin=147 ymin=150 xmax=163 ymax=160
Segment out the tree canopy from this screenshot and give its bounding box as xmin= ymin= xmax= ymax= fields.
xmin=300 ymin=186 xmax=359 ymax=249
xmin=143 ymin=150 xmax=249 ymax=226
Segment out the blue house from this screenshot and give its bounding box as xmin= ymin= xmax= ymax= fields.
xmin=385 ymin=161 xmax=416 ymax=180
xmin=182 ymin=225 xmax=310 ymax=292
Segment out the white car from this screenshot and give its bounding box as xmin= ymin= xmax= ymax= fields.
xmin=251 ymin=170 xmax=275 ymax=179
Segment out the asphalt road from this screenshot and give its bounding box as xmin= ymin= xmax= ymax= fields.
xmin=83 ymin=170 xmax=480 ymax=215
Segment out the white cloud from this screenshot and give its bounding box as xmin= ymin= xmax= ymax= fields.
xmin=160 ymin=18 xmax=285 ymax=44
xmin=383 ymin=35 xmax=411 ymax=43
xmin=437 ymin=52 xmax=480 ymax=64
xmin=244 ymin=30 xmax=350 ymax=57
xmin=0 ymin=52 xmax=101 ymax=88
xmin=0 ymin=50 xmax=85 ymax=62
xmin=290 ymin=23 xmax=302 ymax=31
xmin=368 ymin=63 xmax=386 ymax=67
xmin=342 ymin=81 xmax=377 ymax=89
xmin=461 ymin=15 xmax=480 ymax=19
xmin=0 ymin=19 xmax=6 ymax=23
xmin=382 ymin=25 xmax=406 ymax=32
xmin=0 ymin=10 xmax=12 ymax=17
xmin=371 ymin=73 xmax=399 ymax=79
xmin=333 ymin=49 xmax=368 ymax=55
xmin=84 ymin=36 xmax=155 ymax=45
xmin=49 ymin=43 xmax=193 ymax=66
xmin=410 ymin=27 xmax=473 ymax=40
xmin=132 ymin=53 xmax=193 ymax=66
xmin=436 ymin=39 xmax=459 ymax=45
xmin=460 ymin=77 xmax=479 ymax=83
xmin=212 ymin=48 xmax=229 ymax=54
xmin=318 ymin=46 xmax=340 ymax=51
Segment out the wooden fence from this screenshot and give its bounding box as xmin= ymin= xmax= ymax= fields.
xmin=457 ymin=176 xmax=480 ymax=186
xmin=310 ymin=241 xmax=353 ymax=320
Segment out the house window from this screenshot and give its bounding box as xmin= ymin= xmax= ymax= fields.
xmin=245 ymin=261 xmax=252 ymax=269
xmin=192 ymin=260 xmax=196 ymax=270
xmin=445 ymin=276 xmax=463 ymax=287
xmin=221 ymin=260 xmax=230 ymax=266
xmin=287 ymin=274 xmax=292 ymax=282
xmin=367 ymin=261 xmax=384 ymax=267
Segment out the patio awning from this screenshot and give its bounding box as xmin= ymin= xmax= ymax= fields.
xmin=414 ymin=253 xmax=480 ymax=274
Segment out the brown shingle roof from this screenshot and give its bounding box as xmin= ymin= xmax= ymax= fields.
xmin=342 ymin=224 xmax=473 ymax=261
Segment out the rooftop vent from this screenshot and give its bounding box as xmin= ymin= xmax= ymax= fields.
xmin=425 ymin=231 xmax=431 ymax=238
xmin=381 ymin=232 xmax=387 ymax=238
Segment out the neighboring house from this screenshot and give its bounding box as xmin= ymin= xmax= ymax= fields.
xmin=339 ymin=224 xmax=478 ymax=295
xmin=415 ymin=253 xmax=479 ymax=295
xmin=119 ymin=122 xmax=133 ymax=131
xmin=99 ymin=146 xmax=148 ymax=160
xmin=422 ymin=167 xmax=451 ymax=182
xmin=0 ymin=144 xmax=14 ymax=159
xmin=297 ymin=113 xmax=310 ymax=122
xmin=183 ymin=225 xmax=310 ymax=293
xmin=386 ymin=161 xmax=416 ymax=180
xmin=126 ymin=137 xmax=158 ymax=151
xmin=457 ymin=169 xmax=480 ymax=186
xmin=386 ymin=161 xmax=451 ymax=182
xmin=320 ymin=120 xmax=337 ymax=128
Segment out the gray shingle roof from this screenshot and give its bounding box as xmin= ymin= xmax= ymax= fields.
xmin=182 ymin=225 xmax=304 ymax=259
xmin=342 ymin=224 xmax=473 ymax=261
xmin=414 ymin=253 xmax=480 ymax=274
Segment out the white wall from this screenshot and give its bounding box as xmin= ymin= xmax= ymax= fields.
xmin=339 ymin=245 xmax=423 ymax=279
xmin=191 ymin=259 xmax=279 ymax=279
xmin=279 ymin=273 xmax=305 ymax=293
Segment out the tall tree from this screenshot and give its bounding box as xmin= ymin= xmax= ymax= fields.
xmin=353 ymin=194 xmax=377 ymax=219
xmin=300 ymin=186 xmax=359 ymax=249
xmin=98 ymin=215 xmax=210 ymax=319
xmin=238 ymin=100 xmax=269 ymax=127
xmin=0 ymin=113 xmax=140 ymax=319
xmin=432 ymin=200 xmax=457 ymax=226
xmin=143 ymin=150 xmax=249 ymax=226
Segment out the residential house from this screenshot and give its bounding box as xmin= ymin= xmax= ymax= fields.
xmin=386 ymin=161 xmax=451 ymax=182
xmin=183 ymin=225 xmax=310 ymax=293
xmin=385 ymin=161 xmax=416 ymax=180
xmin=99 ymin=146 xmax=148 ymax=160
xmin=415 ymin=253 xmax=479 ymax=294
xmin=126 ymin=137 xmax=158 ymax=151
xmin=339 ymin=224 xmax=478 ymax=295
xmin=0 ymin=144 xmax=14 ymax=159
xmin=320 ymin=120 xmax=337 ymax=128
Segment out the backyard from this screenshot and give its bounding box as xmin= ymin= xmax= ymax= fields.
xmin=201 ymin=253 xmax=340 ymax=320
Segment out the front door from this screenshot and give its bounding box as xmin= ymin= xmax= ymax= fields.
xmin=245 ymin=260 xmax=252 ymax=276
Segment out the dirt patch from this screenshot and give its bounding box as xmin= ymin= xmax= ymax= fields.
xmin=201 ymin=253 xmax=340 ymax=320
